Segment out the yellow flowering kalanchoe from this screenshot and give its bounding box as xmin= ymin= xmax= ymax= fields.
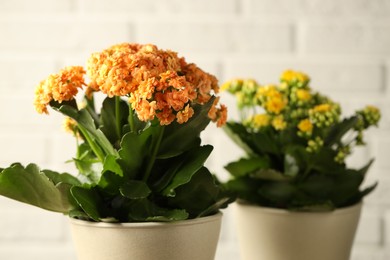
xmin=222 ymin=69 xmax=381 ymax=210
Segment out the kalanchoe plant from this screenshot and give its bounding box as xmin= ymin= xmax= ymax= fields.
xmin=222 ymin=70 xmax=381 ymax=211
xmin=0 ymin=43 xmax=233 ymax=222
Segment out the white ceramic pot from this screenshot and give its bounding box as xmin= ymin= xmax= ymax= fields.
xmin=69 ymin=212 xmax=222 ymax=260
xmin=234 ymin=201 xmax=362 ymax=260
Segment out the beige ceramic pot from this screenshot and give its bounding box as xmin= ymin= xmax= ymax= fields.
xmin=69 ymin=212 xmax=222 ymax=260
xmin=234 ymin=201 xmax=362 ymax=260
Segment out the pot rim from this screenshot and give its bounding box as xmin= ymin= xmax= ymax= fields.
xmin=69 ymin=211 xmax=222 ymax=229
xmin=235 ymin=200 xmax=362 ymax=216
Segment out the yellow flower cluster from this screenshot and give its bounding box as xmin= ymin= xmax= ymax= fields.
xmin=34 ymin=43 xmax=227 ymax=127
xmin=224 ymin=69 xmax=381 ymax=164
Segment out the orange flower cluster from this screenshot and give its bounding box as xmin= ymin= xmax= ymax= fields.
xmin=35 ymin=43 xmax=226 ymax=126
xmin=34 ymin=66 xmax=85 ymax=114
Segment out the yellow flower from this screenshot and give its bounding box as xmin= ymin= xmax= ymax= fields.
xmin=298 ymin=119 xmax=313 ymax=133
xmin=296 ymin=89 xmax=311 ymax=101
xmin=313 ymin=104 xmax=331 ymax=113
xmin=281 ymin=70 xmax=309 ymax=84
xmin=252 ymin=114 xmax=270 ymax=129
xmin=272 ymin=116 xmax=287 ymax=131
xmin=265 ymin=96 xmax=287 ymax=114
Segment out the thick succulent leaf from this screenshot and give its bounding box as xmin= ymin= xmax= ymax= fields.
xmin=98 ymin=155 xmax=125 ymax=193
xmin=166 ymin=167 xmax=220 ymax=216
xmin=251 ymin=130 xmax=280 ymax=155
xmin=100 ymin=97 xmax=129 ymax=144
xmin=223 ymin=122 xmax=254 ymax=155
xmin=51 ymin=102 xmax=118 ymax=157
xmin=325 ymin=116 xmax=358 ymax=146
xmin=70 ymin=186 xmax=103 ymax=221
xmin=117 ymin=130 xmax=153 ymax=178
xmin=329 ymin=169 xmax=364 ymax=206
xmin=251 ymin=169 xmax=291 ymax=181
xmin=158 ymin=99 xmax=213 ymax=158
xmin=225 ymin=156 xmax=270 ymax=178
xmin=299 ymin=174 xmax=335 ymax=200
xmin=120 ymin=181 xmax=151 ymax=199
xmin=152 ymin=160 xmax=184 ymax=192
xmin=42 ymin=170 xmax=81 ymax=186
xmin=128 ymin=199 xmax=189 ymax=222
xmin=258 ymin=182 xmax=296 ymax=205
xmin=161 ymin=145 xmax=213 ymax=196
xmin=0 ymin=163 xmax=75 ymax=213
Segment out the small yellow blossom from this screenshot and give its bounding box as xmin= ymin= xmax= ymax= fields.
xmin=251 ymin=114 xmax=270 ymax=129
xmin=265 ymin=96 xmax=287 ymax=114
xmin=298 ymin=119 xmax=313 ymax=133
xmin=280 ymin=70 xmax=309 ymax=84
xmin=296 ymin=89 xmax=311 ymax=101
xmin=272 ymin=116 xmax=287 ymax=131
xmin=313 ymin=104 xmax=331 ymax=113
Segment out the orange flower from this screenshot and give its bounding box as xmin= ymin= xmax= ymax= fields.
xmin=34 ymin=66 xmax=85 ymax=114
xmin=176 ymin=105 xmax=195 ymax=124
xmin=156 ymin=108 xmax=175 ymax=125
xmin=133 ymin=100 xmax=157 ymax=121
xmin=208 ymin=97 xmax=227 ymax=127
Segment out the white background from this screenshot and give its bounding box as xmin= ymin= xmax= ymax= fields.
xmin=0 ymin=0 xmax=389 ymax=259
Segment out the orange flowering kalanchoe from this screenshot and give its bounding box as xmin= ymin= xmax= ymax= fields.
xmin=34 ymin=43 xmax=227 ymax=127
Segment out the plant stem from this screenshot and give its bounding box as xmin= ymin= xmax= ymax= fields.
xmin=115 ymin=96 xmax=122 ymax=138
xmin=78 ymin=125 xmax=105 ymax=162
xmin=128 ymin=105 xmax=135 ymax=133
xmin=143 ymin=126 xmax=165 ymax=182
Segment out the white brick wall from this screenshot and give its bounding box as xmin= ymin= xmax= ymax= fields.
xmin=0 ymin=0 xmax=389 ymax=259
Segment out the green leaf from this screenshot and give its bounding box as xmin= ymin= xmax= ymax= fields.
xmin=223 ymin=122 xmax=254 ymax=155
xmin=325 ymin=116 xmax=358 ymax=146
xmin=128 ymin=199 xmax=189 ymax=222
xmin=166 ymin=167 xmax=228 ymax=217
xmin=299 ymin=174 xmax=335 ymax=200
xmin=329 ymin=170 xmax=364 ymax=206
xmin=70 ymin=186 xmax=103 ymax=221
xmin=100 ymin=97 xmax=129 ymax=144
xmin=120 ymin=181 xmax=151 ymax=199
xmin=118 ymin=130 xmax=152 ymax=179
xmin=259 ymin=182 xmax=296 ymax=205
xmin=42 ymin=170 xmax=81 ymax=186
xmin=251 ymin=169 xmax=291 ymax=181
xmin=158 ymin=99 xmax=214 ymax=158
xmin=97 ymin=155 xmax=124 ymax=193
xmin=162 ymin=145 xmax=213 ymax=196
xmin=0 ymin=163 xmax=75 ymax=213
xmin=225 ymin=156 xmax=270 ymax=178
xmin=251 ymin=130 xmax=280 ymax=155
xmin=51 ymin=102 xmax=118 ymax=158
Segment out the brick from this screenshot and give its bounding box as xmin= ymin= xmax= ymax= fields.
xmin=136 ymin=20 xmax=234 ymax=54
xmin=0 ymin=204 xmax=66 ymax=241
xmin=0 ymin=58 xmax=57 ymax=93
xmin=0 ymin=0 xmax=74 ymax=13
xmin=245 ymin=0 xmax=390 ymax=16
xmin=302 ymin=22 xmax=390 ymax=55
xmin=0 ymin=19 xmax=131 ymax=53
xmin=223 ymin=57 xmax=384 ymax=93
xmin=0 ymin=135 xmax=48 ymax=166
xmin=136 ymin=20 xmax=293 ymax=54
xmin=81 ymin=0 xmax=239 ymax=14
